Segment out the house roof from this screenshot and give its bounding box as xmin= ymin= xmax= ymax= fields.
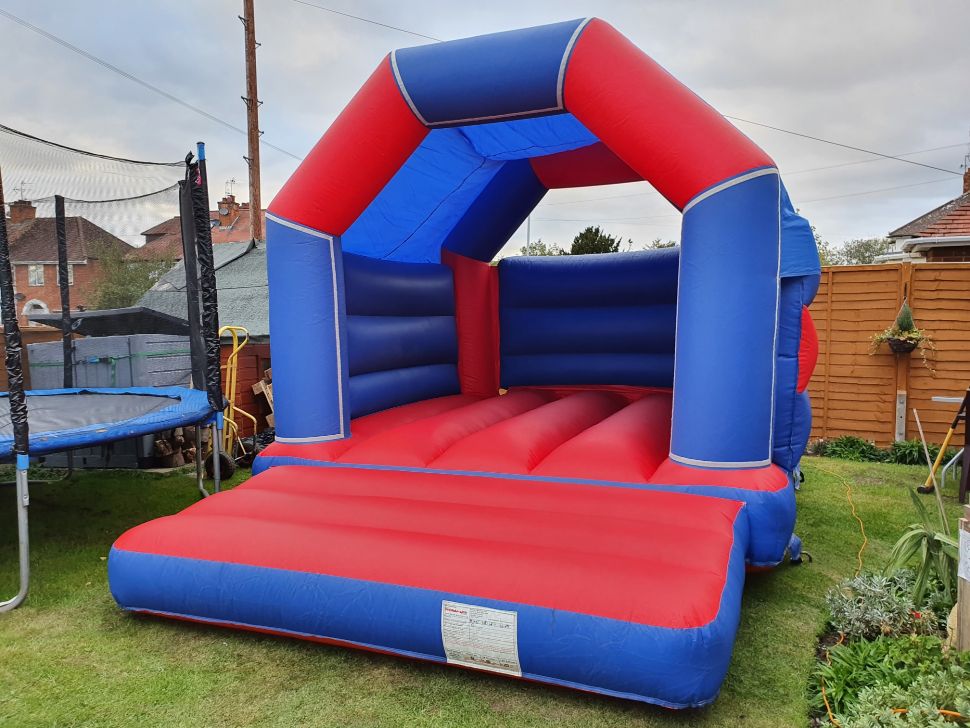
xmin=5 ymin=216 xmax=131 ymax=262
xmin=889 ymin=191 xmax=970 ymax=239
xmin=137 ymin=241 xmax=269 ymax=340
xmin=130 ymin=208 xmax=267 ymax=260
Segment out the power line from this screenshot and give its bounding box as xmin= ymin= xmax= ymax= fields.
xmin=726 ymin=116 xmax=962 ymax=176
xmin=541 ymin=142 xmax=966 ymax=208
xmin=785 ymin=143 xmax=966 ymax=176
xmin=797 ymin=176 xmax=955 ymax=204
xmin=534 ymin=177 xmax=957 ymax=226
xmin=0 ymin=8 xmax=301 ymax=162
xmin=289 ymin=0 xmax=442 ymax=42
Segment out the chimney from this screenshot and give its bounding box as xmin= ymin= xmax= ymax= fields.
xmin=964 ymin=167 xmax=970 ymax=195
xmin=216 ymin=194 xmax=239 ymax=228
xmin=8 ymin=199 xmax=36 ymax=224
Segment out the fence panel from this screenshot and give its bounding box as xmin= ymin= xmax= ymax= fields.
xmin=808 ymin=262 xmax=969 ymax=446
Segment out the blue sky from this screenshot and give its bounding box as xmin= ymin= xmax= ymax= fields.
xmin=1 ymin=0 xmax=968 ymax=254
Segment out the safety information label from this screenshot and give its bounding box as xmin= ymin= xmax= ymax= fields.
xmin=441 ymin=600 xmax=521 ymax=676
xmin=960 ymin=528 xmax=970 ymax=582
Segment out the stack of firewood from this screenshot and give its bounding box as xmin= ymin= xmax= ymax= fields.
xmin=252 ymin=367 xmax=274 ymax=427
xmin=153 ymin=425 xmax=201 ymax=468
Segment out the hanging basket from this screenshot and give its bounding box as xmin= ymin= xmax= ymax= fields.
xmin=887 ymin=337 xmax=919 ymax=354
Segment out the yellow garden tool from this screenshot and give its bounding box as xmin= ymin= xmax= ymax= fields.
xmin=917 ymin=386 xmax=968 ymax=501
xmin=204 ymin=325 xmax=259 ymax=480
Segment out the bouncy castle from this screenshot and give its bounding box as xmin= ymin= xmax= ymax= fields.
xmin=109 ymin=18 xmax=820 ymax=708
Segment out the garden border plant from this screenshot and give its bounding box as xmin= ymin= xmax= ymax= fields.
xmin=809 ymin=435 xmax=955 ymax=467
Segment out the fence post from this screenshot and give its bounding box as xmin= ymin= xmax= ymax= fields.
xmin=820 ymin=267 xmax=834 ymax=439
xmin=893 ymin=262 xmax=913 ymax=442
xmin=958 ymin=512 xmax=970 ymax=651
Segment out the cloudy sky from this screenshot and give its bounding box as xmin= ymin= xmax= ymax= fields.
xmin=1 ymin=0 xmax=968 ymax=254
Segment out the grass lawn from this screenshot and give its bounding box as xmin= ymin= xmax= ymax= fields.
xmin=0 ymin=458 xmax=964 ymax=727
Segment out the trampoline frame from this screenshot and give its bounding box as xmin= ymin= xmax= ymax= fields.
xmin=1 ymin=143 xmax=226 ymax=612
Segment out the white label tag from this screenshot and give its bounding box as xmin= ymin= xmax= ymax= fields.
xmin=960 ymin=528 xmax=970 ymax=582
xmin=441 ymin=600 xmax=521 ymax=676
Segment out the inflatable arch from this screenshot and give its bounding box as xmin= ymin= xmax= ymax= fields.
xmin=109 ymin=19 xmax=821 ymax=708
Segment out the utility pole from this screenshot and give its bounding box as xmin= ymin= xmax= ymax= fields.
xmin=241 ymin=0 xmax=264 ymax=242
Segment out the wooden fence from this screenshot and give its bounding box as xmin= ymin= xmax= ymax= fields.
xmin=808 ymin=262 xmax=970 ymax=446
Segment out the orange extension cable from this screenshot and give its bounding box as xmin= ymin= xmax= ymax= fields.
xmin=814 ymin=463 xmax=867 ymax=727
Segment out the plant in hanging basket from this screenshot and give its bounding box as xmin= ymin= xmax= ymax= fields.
xmin=887 ymin=334 xmax=919 ymax=354
xmin=870 ymin=302 xmax=935 ymax=370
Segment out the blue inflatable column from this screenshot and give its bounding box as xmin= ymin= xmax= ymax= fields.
xmin=670 ymin=169 xmax=780 ymax=468
xmin=266 ymin=214 xmax=350 ymax=442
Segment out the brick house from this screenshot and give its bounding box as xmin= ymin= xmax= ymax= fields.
xmin=130 ymin=194 xmax=267 ymax=260
xmin=882 ymin=167 xmax=970 ymax=263
xmin=4 ymin=199 xmax=133 ymax=326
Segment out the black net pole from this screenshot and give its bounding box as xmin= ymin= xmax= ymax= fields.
xmin=188 ymin=146 xmax=223 ymax=410
xmin=0 ymin=166 xmax=31 ymax=612
xmin=0 ymin=172 xmax=29 ymax=455
xmin=55 ymin=195 xmax=73 ymax=389
xmin=179 ymin=166 xmax=206 ymax=391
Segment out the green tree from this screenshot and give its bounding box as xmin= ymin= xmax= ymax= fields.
xmin=837 ymin=237 xmax=893 ymax=265
xmin=518 ymin=238 xmax=565 ymax=256
xmin=812 ymin=226 xmax=892 ymax=266
xmin=90 ymin=240 xmax=175 ymax=310
xmin=646 ymin=238 xmax=678 ymax=249
xmin=813 ymin=225 xmax=838 ymax=266
xmin=570 ymin=226 xmax=623 ymax=255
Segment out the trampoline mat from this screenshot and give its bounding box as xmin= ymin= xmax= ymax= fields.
xmin=0 ymin=387 xmax=214 ymax=458
xmin=0 ymin=393 xmax=172 ymax=437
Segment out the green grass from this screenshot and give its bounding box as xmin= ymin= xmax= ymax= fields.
xmin=0 ymin=458 xmax=964 ymax=727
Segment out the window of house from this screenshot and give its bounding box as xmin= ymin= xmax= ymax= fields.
xmin=67 ymin=264 xmax=74 ymax=286
xmin=27 ymin=264 xmax=44 ymax=286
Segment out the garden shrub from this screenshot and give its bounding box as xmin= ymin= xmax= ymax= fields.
xmin=822 ymin=435 xmax=886 ymax=462
xmin=810 ymin=635 xmax=961 ymax=717
xmin=886 ymin=439 xmax=942 ymax=466
xmin=808 ymin=438 xmax=828 ymax=456
xmin=825 ymin=571 xmax=949 ymax=639
xmin=808 ymin=437 xmax=954 ymax=465
xmin=825 ymin=663 xmax=970 ymax=727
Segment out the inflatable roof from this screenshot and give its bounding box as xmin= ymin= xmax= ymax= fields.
xmin=271 ymin=17 xmax=818 ymax=270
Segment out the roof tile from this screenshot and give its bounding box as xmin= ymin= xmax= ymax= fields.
xmin=5 ymin=216 xmax=131 ymax=262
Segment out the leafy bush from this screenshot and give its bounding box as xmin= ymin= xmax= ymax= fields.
xmin=809 ymin=437 xmax=955 ymax=465
xmin=810 ymin=635 xmax=960 ymax=717
xmin=808 ymin=438 xmax=829 ymax=456
xmin=827 ymin=663 xmax=970 ymax=727
xmin=886 ymin=439 xmax=943 ymax=466
xmin=825 ymin=572 xmax=942 ymax=640
xmin=823 ymin=435 xmax=887 ymax=462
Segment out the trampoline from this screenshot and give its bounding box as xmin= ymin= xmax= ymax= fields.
xmin=1 ymin=145 xmax=225 ymax=613
xmin=0 ymin=387 xmax=213 ymax=459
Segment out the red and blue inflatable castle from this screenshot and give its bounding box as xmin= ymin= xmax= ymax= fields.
xmin=109 ymin=19 xmax=820 ymax=708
